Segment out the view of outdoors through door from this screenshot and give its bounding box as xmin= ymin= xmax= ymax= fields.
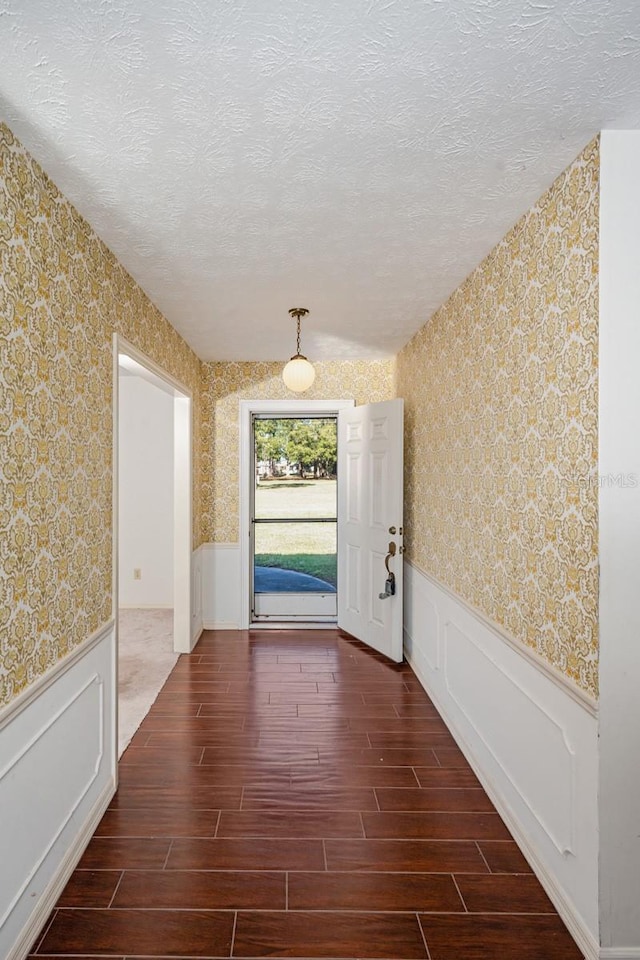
xmin=252 ymin=417 xmax=338 ymax=621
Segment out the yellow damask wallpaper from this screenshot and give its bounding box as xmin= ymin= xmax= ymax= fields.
xmin=0 ymin=124 xmax=202 ymax=708
xmin=201 ymin=360 xmax=394 ymax=542
xmin=397 ymin=138 xmax=599 ymax=698
xmin=0 ymin=118 xmax=599 ymax=707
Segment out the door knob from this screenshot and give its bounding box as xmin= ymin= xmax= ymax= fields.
xmin=379 ymin=541 xmax=397 ymax=599
xmin=385 ymin=542 xmax=397 ymax=569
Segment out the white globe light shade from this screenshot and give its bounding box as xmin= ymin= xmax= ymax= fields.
xmin=282 ymin=356 xmax=316 ymax=392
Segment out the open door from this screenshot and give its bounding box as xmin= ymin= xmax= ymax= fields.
xmin=337 ymin=399 xmax=404 ymax=661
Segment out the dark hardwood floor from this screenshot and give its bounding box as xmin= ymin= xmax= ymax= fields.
xmin=29 ymin=628 xmax=584 ymax=959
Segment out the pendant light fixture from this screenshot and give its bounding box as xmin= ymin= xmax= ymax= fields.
xmin=282 ymin=307 xmax=316 ymax=392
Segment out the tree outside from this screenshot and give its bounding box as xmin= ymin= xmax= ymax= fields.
xmin=254 ymin=418 xmax=338 ymax=587
xmin=255 ymin=418 xmax=337 ymax=479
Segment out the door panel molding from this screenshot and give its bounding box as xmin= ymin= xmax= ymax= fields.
xmin=337 ymin=399 xmax=404 ymax=661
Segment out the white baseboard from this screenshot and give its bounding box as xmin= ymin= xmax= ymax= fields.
xmin=249 ymin=621 xmax=338 ymax=630
xmin=118 ymin=603 xmax=173 ymax=610
xmin=403 ymin=561 xmax=599 ymax=956
xmin=202 ymin=620 xmax=240 ymax=631
xmin=0 ymin=621 xmax=116 ymax=960
xmin=600 ymin=951 xmax=640 ymax=959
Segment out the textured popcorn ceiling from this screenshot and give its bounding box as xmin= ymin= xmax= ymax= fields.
xmin=1 ymin=1 xmax=639 ymax=361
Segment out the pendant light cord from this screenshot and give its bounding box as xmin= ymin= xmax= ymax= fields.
xmin=288 ymin=307 xmax=309 ymax=359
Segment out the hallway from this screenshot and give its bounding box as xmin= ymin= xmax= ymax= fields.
xmin=30 ymin=629 xmax=583 ymax=959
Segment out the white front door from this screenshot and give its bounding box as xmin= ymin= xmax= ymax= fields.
xmin=337 ymin=399 xmax=404 ymax=661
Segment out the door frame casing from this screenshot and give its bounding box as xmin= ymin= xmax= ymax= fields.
xmin=238 ymin=399 xmax=354 ymax=630
xmin=113 ymin=335 xmax=193 ymax=655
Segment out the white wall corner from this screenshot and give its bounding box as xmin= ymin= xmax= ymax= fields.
xmin=598 ymin=129 xmax=640 ymax=954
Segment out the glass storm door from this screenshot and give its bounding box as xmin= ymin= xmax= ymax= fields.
xmin=251 ymin=416 xmax=338 ymax=622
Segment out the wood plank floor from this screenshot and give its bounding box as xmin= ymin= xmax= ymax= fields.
xmin=30 ymin=628 xmax=584 ymax=959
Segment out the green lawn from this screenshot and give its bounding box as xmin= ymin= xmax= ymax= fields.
xmin=254 ymin=479 xmax=337 ymax=586
xmin=254 ymin=478 xmax=336 ymax=519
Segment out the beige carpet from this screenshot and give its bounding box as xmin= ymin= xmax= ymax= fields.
xmin=117 ymin=608 xmax=178 ymax=757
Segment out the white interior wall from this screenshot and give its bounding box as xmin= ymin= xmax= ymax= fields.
xmin=598 ymin=130 xmax=640 ymax=954
xmin=118 ymin=373 xmax=174 ymax=608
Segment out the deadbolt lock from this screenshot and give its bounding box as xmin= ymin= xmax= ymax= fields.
xmin=388 ymin=526 xmax=396 ymax=535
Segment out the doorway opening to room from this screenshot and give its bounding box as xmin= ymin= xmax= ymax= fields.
xmin=252 ymin=416 xmax=338 ymax=622
xmin=114 ymin=336 xmax=193 ymax=757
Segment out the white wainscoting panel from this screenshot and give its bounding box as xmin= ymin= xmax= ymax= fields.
xmin=443 ymin=619 xmax=575 ymax=857
xmin=0 ymin=621 xmax=116 ymax=960
xmin=202 ymin=543 xmax=242 ymax=629
xmin=191 ymin=544 xmax=203 ymax=645
xmin=403 ymin=561 xmax=599 ymax=959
